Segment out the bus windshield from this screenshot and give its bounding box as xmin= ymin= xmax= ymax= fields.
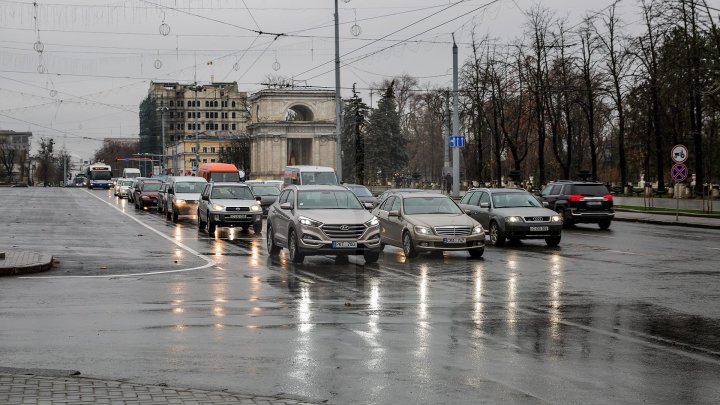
xmin=300 ymin=171 xmax=338 ymax=185
xmin=90 ymin=171 xmax=112 ymax=181
xmin=210 ymin=172 xmax=240 ymax=182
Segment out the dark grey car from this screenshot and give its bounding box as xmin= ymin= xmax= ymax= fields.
xmin=248 ymin=183 xmax=281 ymax=216
xmin=344 ymin=184 xmax=378 ymax=208
xmin=460 ymin=188 xmax=563 ymax=247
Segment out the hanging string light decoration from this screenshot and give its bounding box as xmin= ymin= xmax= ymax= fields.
xmin=159 ymin=12 xmax=171 ymax=36
xmin=272 ymin=52 xmax=281 ymax=71
xmin=154 ymin=50 xmax=162 ymax=69
xmin=351 ymin=9 xmax=361 ymax=37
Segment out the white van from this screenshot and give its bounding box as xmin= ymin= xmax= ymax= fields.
xmin=122 ymin=168 xmax=141 ymax=179
xmin=283 ymin=165 xmax=338 ymax=187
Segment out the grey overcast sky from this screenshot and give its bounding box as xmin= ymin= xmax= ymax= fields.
xmin=0 ymin=0 xmax=637 ymax=159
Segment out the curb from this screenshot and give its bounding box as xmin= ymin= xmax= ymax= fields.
xmin=615 ymin=207 xmax=720 ymax=219
xmin=0 ymin=251 xmax=54 ymax=277
xmin=614 ymin=216 xmax=720 ymax=230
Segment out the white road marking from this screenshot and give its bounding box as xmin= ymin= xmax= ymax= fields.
xmin=21 ymin=190 xmax=216 ymax=279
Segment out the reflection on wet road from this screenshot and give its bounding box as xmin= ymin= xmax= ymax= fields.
xmin=1 ymin=188 xmax=719 ymax=404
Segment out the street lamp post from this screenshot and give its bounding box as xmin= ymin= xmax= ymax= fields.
xmin=334 ymin=0 xmax=343 ymax=183
xmin=189 ymin=83 xmax=203 ymax=174
xmin=156 ymin=106 xmax=169 ymax=174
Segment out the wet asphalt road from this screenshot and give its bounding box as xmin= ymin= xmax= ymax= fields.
xmin=1 ymin=187 xmax=720 ymax=404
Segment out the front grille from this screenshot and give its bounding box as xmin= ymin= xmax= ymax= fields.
xmin=226 ymin=206 xmax=250 ymax=212
xmin=321 ymin=224 xmax=366 ymax=239
xmin=434 ymin=226 xmax=472 ymax=236
xmin=524 ymin=216 xmax=549 ymax=222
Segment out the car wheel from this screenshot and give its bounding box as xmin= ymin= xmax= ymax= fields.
xmin=545 ymin=235 xmax=561 ymax=247
xmin=197 ymin=210 xmax=206 ymax=229
xmin=172 ymin=210 xmax=179 ymax=223
xmin=253 ymin=223 xmax=262 ymax=234
xmin=157 ymin=202 xmax=163 ymax=214
xmin=379 ymin=242 xmax=385 ymax=251
xmin=134 ymin=201 xmax=139 ymax=210
xmin=489 ymin=222 xmax=505 ymax=247
xmin=402 ymin=231 xmax=418 ymax=258
xmin=241 ymin=225 xmax=250 ymax=232
xmin=207 ymin=213 xmax=216 ymax=234
xmin=364 ymin=250 xmax=380 ymax=264
xmin=166 ymin=206 xmax=171 ymax=220
xmin=288 ymin=230 xmax=305 ymax=263
xmin=468 ymin=248 xmax=484 ymax=258
xmin=266 ymin=224 xmax=280 ymax=256
xmin=560 ymin=208 xmax=574 ymax=227
xmin=598 ymin=220 xmax=611 ymax=230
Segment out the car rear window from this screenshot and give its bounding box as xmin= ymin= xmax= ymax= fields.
xmin=570 ymin=184 xmax=610 ymax=196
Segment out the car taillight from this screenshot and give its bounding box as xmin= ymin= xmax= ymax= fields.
xmin=603 ymin=195 xmax=613 ymax=202
xmin=567 ymin=195 xmax=584 ymax=202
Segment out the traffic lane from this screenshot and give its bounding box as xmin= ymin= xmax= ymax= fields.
xmin=0 ymin=188 xmax=209 ymax=277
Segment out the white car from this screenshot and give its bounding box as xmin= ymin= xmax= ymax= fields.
xmin=166 ymin=176 xmax=208 ymax=223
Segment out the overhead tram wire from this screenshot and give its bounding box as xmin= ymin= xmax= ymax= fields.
xmin=0 ymin=111 xmax=105 ymax=141
xmin=301 ymin=0 xmax=505 ymax=82
xmin=292 ymin=0 xmax=477 ymax=80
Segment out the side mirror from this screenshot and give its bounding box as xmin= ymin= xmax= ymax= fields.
xmin=542 ymin=201 xmax=549 ymax=208
xmin=168 ymin=188 xmax=174 ymax=194
xmin=363 ymin=202 xmax=374 ymax=210
xmin=480 ymin=202 xmax=490 ymax=209
xmin=202 ymin=195 xmax=209 ymax=201
xmin=280 ymin=202 xmax=292 ymax=210
xmin=464 ymin=209 xmax=473 ymax=215
xmin=388 ymin=210 xmax=399 ymax=217
xmin=255 ymin=196 xmax=262 ymax=202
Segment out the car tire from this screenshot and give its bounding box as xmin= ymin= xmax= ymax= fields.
xmin=402 ymin=231 xmax=419 ymax=258
xmin=288 ymin=230 xmax=305 ymax=263
xmin=560 ymin=208 xmax=574 ymax=227
xmin=241 ymin=225 xmax=250 ymax=232
xmin=134 ymin=201 xmax=139 ymax=210
xmin=379 ymin=242 xmax=385 ymax=251
xmin=363 ymin=250 xmax=380 ymax=264
xmin=157 ymin=202 xmax=163 ymax=214
xmin=266 ymin=224 xmax=281 ymax=256
xmin=489 ymin=222 xmax=505 ymax=247
xmin=468 ymin=248 xmax=484 ymax=258
xmin=208 ymin=217 xmax=216 ymax=234
xmin=598 ymin=220 xmax=611 ymax=230
xmin=545 ymin=235 xmax=561 ymax=247
xmin=166 ymin=207 xmax=171 ymax=220
xmin=197 ymin=210 xmax=206 ymax=229
xmin=172 ymin=210 xmax=179 ymax=223
xmin=253 ymin=223 xmax=262 ymax=234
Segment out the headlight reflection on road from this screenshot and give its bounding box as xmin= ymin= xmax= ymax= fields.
xmin=174 ymin=227 xmax=182 ymax=241
xmin=472 ymin=264 xmax=484 ymax=328
xmin=289 ymin=284 xmax=314 ymax=385
xmin=506 ymin=255 xmax=518 ymax=336
xmin=549 ymin=253 xmax=564 ymax=340
xmin=415 ymin=265 xmax=430 ymax=360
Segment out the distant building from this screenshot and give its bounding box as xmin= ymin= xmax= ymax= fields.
xmin=247 ymin=88 xmax=337 ymax=179
xmin=103 ymin=137 xmax=139 ymax=148
xmin=140 ymin=81 xmax=250 ymax=167
xmin=0 ymin=129 xmax=32 ymax=183
xmin=165 ymin=132 xmax=242 ymax=176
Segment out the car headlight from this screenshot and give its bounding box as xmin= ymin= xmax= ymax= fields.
xmin=212 ymin=204 xmax=225 ymax=211
xmin=250 ymin=205 xmax=261 ymax=212
xmin=366 ymin=216 xmax=379 ymax=227
xmin=472 ymin=225 xmax=484 ymax=234
xmin=414 ymin=225 xmax=433 ymax=235
xmin=551 ymin=215 xmax=562 ymax=222
xmin=299 ymin=216 xmax=322 ymax=227
xmin=176 ymin=199 xmax=186 ymax=205
xmin=505 ymin=216 xmax=523 ymax=223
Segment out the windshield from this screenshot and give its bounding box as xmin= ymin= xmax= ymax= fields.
xmin=403 ymin=197 xmax=462 ymax=215
xmin=570 ymin=184 xmax=610 ymax=196
xmin=120 ymin=180 xmax=134 ymax=186
xmin=491 ymin=192 xmax=542 ymax=208
xmin=141 ymin=183 xmax=162 ymax=192
xmin=91 ymin=171 xmax=112 ymax=181
xmin=297 ymin=190 xmax=363 ymax=209
xmin=300 ymin=171 xmax=338 ymax=185
xmin=250 ymin=186 xmax=281 ymax=196
xmin=211 ymin=186 xmax=253 ymax=200
xmin=348 ymin=186 xmax=372 ymax=197
xmin=175 ymin=182 xmax=206 ymax=193
xmin=210 ymin=172 xmax=240 ymax=182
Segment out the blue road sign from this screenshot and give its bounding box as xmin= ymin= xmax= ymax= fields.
xmin=671 ymin=163 xmax=688 ymax=183
xmin=449 ymin=136 xmax=465 ymax=148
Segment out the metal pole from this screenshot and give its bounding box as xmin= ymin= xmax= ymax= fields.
xmin=334 ymin=0 xmax=343 ymax=183
xmin=444 ymin=90 xmax=450 ymax=179
xmin=452 ymin=36 xmax=460 ymax=197
xmin=160 ymin=109 xmax=165 ymax=173
xmin=195 ymin=85 xmax=200 ymax=174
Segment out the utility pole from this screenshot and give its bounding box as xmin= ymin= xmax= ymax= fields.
xmin=156 ymin=106 xmax=168 ymax=174
xmin=443 ymin=89 xmax=450 ymax=180
xmin=452 ymin=35 xmax=460 ymax=197
xmin=334 ymin=0 xmax=343 ymax=183
xmin=190 ymin=83 xmax=203 ymax=174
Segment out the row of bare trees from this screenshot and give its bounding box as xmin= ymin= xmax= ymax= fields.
xmin=371 ymin=0 xmax=720 ymax=191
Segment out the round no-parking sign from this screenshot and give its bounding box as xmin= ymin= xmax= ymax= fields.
xmin=671 ymin=164 xmax=688 ymax=183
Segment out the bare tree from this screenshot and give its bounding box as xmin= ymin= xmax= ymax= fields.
xmin=0 ymin=137 xmax=17 ymax=183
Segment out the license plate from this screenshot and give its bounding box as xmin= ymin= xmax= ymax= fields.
xmin=228 ymin=214 xmax=249 ymax=219
xmin=587 ymin=201 xmax=602 ymax=206
xmin=443 ymin=238 xmax=466 ymax=244
xmin=530 ymin=226 xmax=549 ymax=232
xmin=332 ymin=241 xmax=357 ymax=248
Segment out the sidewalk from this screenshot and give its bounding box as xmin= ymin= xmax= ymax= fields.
xmin=0 ymin=368 xmax=318 ymax=405
xmin=0 ymin=251 xmax=53 ymax=276
xmin=614 ymin=210 xmax=720 ymax=229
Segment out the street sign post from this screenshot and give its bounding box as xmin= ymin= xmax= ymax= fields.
xmin=449 ymin=136 xmax=465 ymax=148
xmin=671 ymin=144 xmax=689 ymax=221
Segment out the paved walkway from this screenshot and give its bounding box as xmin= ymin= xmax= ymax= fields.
xmin=0 ymin=251 xmax=53 ymax=276
xmin=0 ymin=371 xmax=317 ymax=405
xmin=614 ymin=210 xmax=720 ymax=229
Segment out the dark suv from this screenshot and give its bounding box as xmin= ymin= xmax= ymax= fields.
xmin=537 ymin=181 xmax=614 ymax=229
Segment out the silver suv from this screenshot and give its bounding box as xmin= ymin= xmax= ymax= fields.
xmin=166 ymin=176 xmax=208 ymax=223
xmin=266 ymin=185 xmax=382 ymax=264
xmin=197 ymin=182 xmax=262 ymax=234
